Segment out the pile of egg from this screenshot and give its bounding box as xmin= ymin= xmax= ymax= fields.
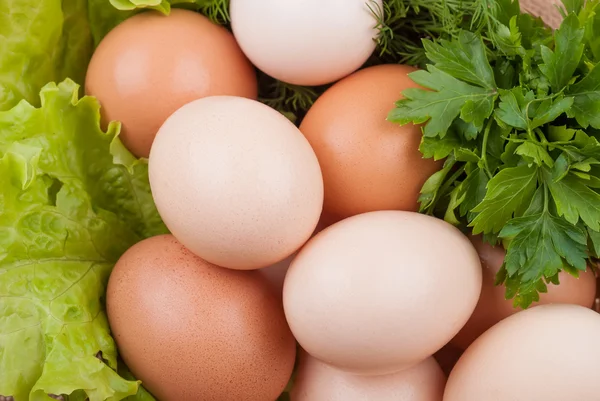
xmin=84 ymin=3 xmax=600 ymax=400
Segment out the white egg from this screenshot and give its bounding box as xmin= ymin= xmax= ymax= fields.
xmin=230 ymin=0 xmax=382 ymax=86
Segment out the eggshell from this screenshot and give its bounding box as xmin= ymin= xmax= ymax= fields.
xmin=291 ymin=352 xmax=446 ymax=401
xmin=106 ymin=235 xmax=296 ymax=401
xmin=283 ymin=211 xmax=482 ymax=375
xmin=299 ymin=64 xmax=441 ymax=221
xmin=444 ymin=304 xmax=600 ymax=401
xmin=229 ymin=0 xmax=381 ymax=86
xmin=451 ymin=235 xmax=597 ymax=349
xmin=149 ymin=96 xmax=324 ymax=270
xmin=85 ymin=9 xmax=257 ymax=158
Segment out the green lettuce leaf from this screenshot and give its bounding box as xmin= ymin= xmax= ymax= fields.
xmin=89 ymin=0 xmax=220 ymax=46
xmin=0 ymin=79 xmax=166 ymax=400
xmin=0 ymin=0 xmax=93 ymax=111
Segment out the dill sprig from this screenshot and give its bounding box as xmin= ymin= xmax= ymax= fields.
xmin=257 ymin=72 xmax=326 ymax=124
xmin=369 ymin=0 xmax=501 ymax=67
xmin=193 ymin=0 xmax=230 ymax=25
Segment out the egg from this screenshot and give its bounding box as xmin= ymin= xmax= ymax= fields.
xmin=444 ymin=304 xmax=600 ymax=401
xmin=299 ymin=64 xmax=441 ymax=221
xmin=290 ymin=352 xmax=446 ymax=401
xmin=106 ymin=235 xmax=296 ymax=401
xmin=229 ymin=0 xmax=381 ymax=86
xmin=149 ymin=96 xmax=324 ymax=270
xmin=85 ymin=9 xmax=257 ymax=158
xmin=451 ymin=235 xmax=597 ymax=350
xmin=283 ymin=211 xmax=482 ymax=375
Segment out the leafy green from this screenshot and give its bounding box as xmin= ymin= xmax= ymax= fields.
xmin=389 ymin=66 xmax=497 ymax=137
xmin=389 ymin=0 xmax=600 ymax=307
xmin=499 ymin=210 xmax=588 ymax=307
xmin=539 ymin=13 xmax=584 ymax=91
xmin=0 ymin=80 xmax=166 ymax=400
xmin=470 ymin=165 xmax=538 ymax=233
xmin=567 ymin=64 xmax=600 ymax=128
xmin=0 ymin=0 xmax=93 ymax=111
xmin=423 ymin=31 xmax=497 ymax=89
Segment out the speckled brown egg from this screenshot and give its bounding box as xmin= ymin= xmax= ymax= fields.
xmin=450 ymin=235 xmax=597 ymax=350
xmin=299 ymin=64 xmax=441 ymax=221
xmin=291 ymin=351 xmax=446 ymax=401
xmin=85 ymin=9 xmax=257 ymax=158
xmin=106 ymin=235 xmax=296 ymax=401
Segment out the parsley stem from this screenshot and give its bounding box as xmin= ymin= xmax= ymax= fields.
xmin=481 ymin=120 xmax=493 ymax=179
xmin=435 ymin=164 xmax=467 ymax=208
xmin=543 ymin=183 xmax=549 ymax=212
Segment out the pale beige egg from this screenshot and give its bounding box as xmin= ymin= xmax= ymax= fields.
xmin=445 ymin=304 xmax=600 ymax=401
xmin=291 ymin=352 xmax=445 ymax=401
xmin=283 ymin=211 xmax=482 ymax=375
xmin=149 ymin=96 xmax=324 ymax=270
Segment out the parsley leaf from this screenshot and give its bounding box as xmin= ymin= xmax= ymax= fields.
xmin=499 ymin=211 xmax=588 ymax=307
xmin=567 ymin=64 xmax=600 ymax=128
xmin=547 ymin=172 xmax=600 ymax=231
xmin=470 ymin=164 xmax=538 ymax=234
xmin=495 ymin=88 xmax=530 ymax=129
xmin=423 ymin=31 xmax=497 ymax=89
xmin=388 ymin=66 xmax=496 ymax=137
xmin=539 ymin=13 xmax=585 ymax=92
xmin=515 ymin=142 xmax=554 ymax=167
xmin=588 ymin=227 xmax=600 ymax=257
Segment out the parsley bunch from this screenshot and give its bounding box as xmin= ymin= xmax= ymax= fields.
xmin=389 ymin=0 xmax=600 ymax=308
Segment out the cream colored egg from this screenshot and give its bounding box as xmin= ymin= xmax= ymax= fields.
xmin=229 ymin=0 xmax=382 ymax=86
xmin=291 ymin=352 xmax=446 ymax=401
xmin=283 ymin=211 xmax=482 ymax=375
xmin=149 ymin=96 xmax=324 ymax=270
xmin=445 ymin=304 xmax=600 ymax=401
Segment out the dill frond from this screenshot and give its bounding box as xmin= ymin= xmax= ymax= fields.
xmin=257 ymin=72 xmax=326 ymax=125
xmin=370 ymin=0 xmax=502 ymax=67
xmin=194 ymin=0 xmax=230 ymax=25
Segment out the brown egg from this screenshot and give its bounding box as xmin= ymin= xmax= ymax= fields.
xmin=299 ymin=64 xmax=441 ymax=220
xmin=291 ymin=352 xmax=446 ymax=401
xmin=445 ymin=304 xmax=600 ymax=401
xmin=106 ymin=235 xmax=296 ymax=401
xmin=451 ymin=235 xmax=597 ymax=350
xmin=85 ymin=9 xmax=257 ymax=158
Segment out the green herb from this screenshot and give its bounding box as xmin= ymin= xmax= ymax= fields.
xmin=389 ymin=0 xmax=600 ymax=308
xmin=369 ymin=0 xmax=504 ymax=67
xmin=0 ymin=0 xmax=93 ymax=111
